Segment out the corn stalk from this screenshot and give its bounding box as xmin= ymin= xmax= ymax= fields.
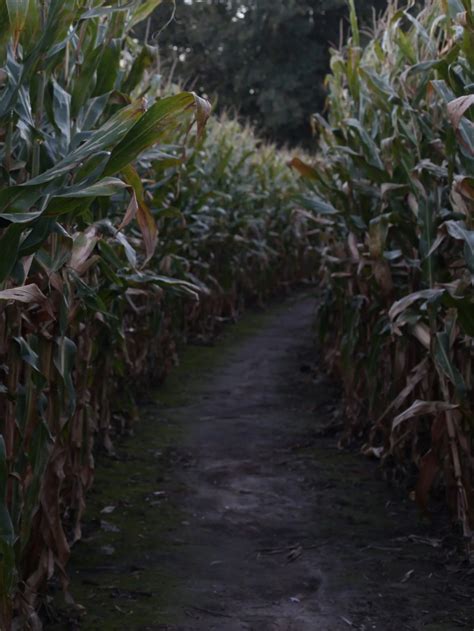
xmin=294 ymin=0 xmax=474 ymax=547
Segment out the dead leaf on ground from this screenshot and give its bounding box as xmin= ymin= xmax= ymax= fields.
xmin=100 ymin=506 xmax=116 ymax=514
xmin=287 ymin=545 xmax=303 ymax=562
xmin=401 ymin=569 xmax=415 ymax=583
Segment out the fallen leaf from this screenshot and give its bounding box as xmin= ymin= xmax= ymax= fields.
xmin=100 ymin=520 xmax=120 ymax=533
xmin=401 ymin=569 xmax=415 ymax=583
xmin=101 ymin=545 xmax=116 ymax=556
xmin=100 ymin=506 xmax=116 ymax=514
xmin=287 ymin=545 xmax=303 ymax=562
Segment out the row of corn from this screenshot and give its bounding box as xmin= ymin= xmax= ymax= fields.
xmin=0 ymin=1 xmax=316 ymax=627
xmin=295 ymin=0 xmax=474 ymax=548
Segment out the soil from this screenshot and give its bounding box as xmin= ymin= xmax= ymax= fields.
xmin=47 ymin=293 xmax=474 ymax=631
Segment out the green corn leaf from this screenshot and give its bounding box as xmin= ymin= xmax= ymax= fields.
xmin=345 ymin=119 xmax=385 ymax=171
xmin=80 ymin=2 xmax=136 ymax=20
xmin=125 ymin=271 xmax=201 ymax=300
xmin=70 ymin=46 xmax=105 ymax=118
xmin=42 ymin=177 xmax=127 ymax=218
xmin=6 ymin=0 xmax=29 ymax=38
xmin=25 ymin=101 xmax=144 ymax=186
xmin=52 ymin=78 xmax=71 ymax=149
xmin=21 ymin=0 xmax=40 ymax=48
xmin=94 ymin=39 xmax=121 ymax=97
xmin=53 ymin=178 xmax=129 ymax=200
xmin=115 ymin=232 xmax=137 ymax=269
xmin=53 ymin=336 xmax=77 ymax=418
xmin=76 ymin=93 xmax=111 ymax=133
xmin=347 ymin=0 xmax=360 ymax=48
xmin=127 ymin=0 xmax=170 ymax=31
xmin=18 ymin=218 xmax=56 ymax=256
xmin=122 ymin=44 xmax=156 ymax=95
xmin=296 ymin=193 xmax=338 ymax=215
xmin=104 ymin=92 xmax=210 ymax=176
xmin=13 ymin=336 xmax=41 ymax=374
xmin=22 ymin=0 xmax=76 ymax=77
xmin=434 ymin=332 xmax=467 ymax=399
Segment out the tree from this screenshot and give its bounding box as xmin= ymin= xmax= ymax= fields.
xmin=151 ymin=0 xmax=387 ymax=146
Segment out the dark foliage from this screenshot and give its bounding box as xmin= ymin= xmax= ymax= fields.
xmin=150 ymin=0 xmax=388 ymax=146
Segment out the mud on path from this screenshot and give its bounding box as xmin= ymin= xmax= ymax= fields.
xmin=50 ymin=294 xmax=474 ymax=630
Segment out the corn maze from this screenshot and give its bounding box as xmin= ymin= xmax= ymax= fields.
xmin=2 ymin=0 xmax=474 ymax=628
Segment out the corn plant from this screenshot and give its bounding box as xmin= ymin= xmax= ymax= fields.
xmin=150 ymin=115 xmax=317 ymax=333
xmin=0 ymin=1 xmax=213 ymax=627
xmin=294 ymin=0 xmax=474 ymax=546
xmin=0 ymin=1 xmax=317 ymax=626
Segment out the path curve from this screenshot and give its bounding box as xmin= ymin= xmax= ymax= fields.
xmin=55 ymin=294 xmax=474 ymax=631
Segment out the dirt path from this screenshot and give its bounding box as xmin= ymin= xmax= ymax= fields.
xmin=51 ymin=294 xmax=474 ymax=630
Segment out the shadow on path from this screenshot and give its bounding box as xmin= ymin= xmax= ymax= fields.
xmin=49 ymin=294 xmax=474 ymax=630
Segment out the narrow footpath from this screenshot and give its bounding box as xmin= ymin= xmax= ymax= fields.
xmin=53 ymin=294 xmax=474 ymax=630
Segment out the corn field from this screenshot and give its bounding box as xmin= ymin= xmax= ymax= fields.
xmin=294 ymin=0 xmax=474 ymax=550
xmin=4 ymin=0 xmax=474 ymax=626
xmin=0 ymin=1 xmax=317 ymax=627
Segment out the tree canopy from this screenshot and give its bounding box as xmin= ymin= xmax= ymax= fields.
xmin=151 ymin=0 xmax=388 ymax=145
